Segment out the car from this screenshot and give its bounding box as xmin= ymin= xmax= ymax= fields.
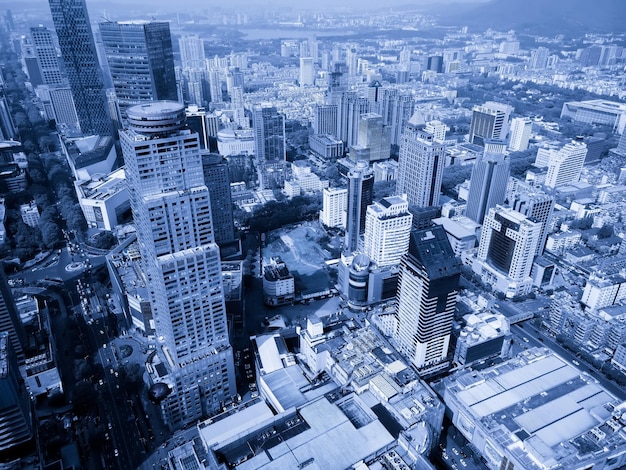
xmin=572 ymin=359 xmax=580 ymax=366
xmin=460 ymin=458 xmax=467 ymax=467
xmin=114 ymin=449 xmax=119 ymax=457
xmin=452 ymin=447 xmax=459 ymax=455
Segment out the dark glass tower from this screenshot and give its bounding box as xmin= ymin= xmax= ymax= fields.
xmin=49 ymin=0 xmax=113 ymax=136
xmin=345 ymin=160 xmax=374 ymax=253
xmin=100 ymin=21 xmax=177 ymax=117
xmin=253 ymin=104 xmax=286 ymax=189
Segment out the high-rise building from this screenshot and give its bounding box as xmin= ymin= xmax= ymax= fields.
xmin=363 ymin=195 xmax=412 ymax=267
xmin=506 ymin=179 xmax=555 ymax=256
xmin=381 ymin=91 xmax=414 ymax=146
xmin=508 ymin=117 xmax=532 ymax=151
xmin=349 ymin=113 xmax=390 ymax=163
xmin=225 ymin=67 xmax=244 ymax=95
xmin=49 ymin=0 xmax=113 ymax=136
xmin=397 ymin=113 xmax=446 ymax=208
xmin=100 ymin=21 xmax=177 ymax=117
xmin=320 ymin=187 xmax=347 ymax=229
xmin=207 ymin=69 xmax=222 ymax=104
xmin=465 ymin=140 xmax=510 ymax=225
xmin=48 ymin=86 xmax=80 ymax=132
xmin=393 ymin=226 xmax=460 ymax=372
xmin=529 ymin=46 xmax=550 ymax=69
xmin=179 ymin=35 xmax=205 ymax=69
xmin=30 ymin=26 xmax=63 ymax=85
xmin=313 ymin=104 xmax=338 ymax=136
xmin=336 ymin=92 xmax=370 ymax=147
xmin=345 ymin=161 xmax=374 ymax=253
xmin=253 ymin=104 xmax=286 ymax=189
xmin=468 ymin=101 xmax=513 ymax=145
xmin=122 ymin=102 xmax=235 ymax=430
xmin=19 ymin=35 xmax=43 ymax=87
xmin=299 ymin=57 xmax=314 ymax=86
xmin=201 ymin=153 xmax=238 ymax=256
xmin=545 ymin=140 xmax=587 ymax=189
xmin=0 ymin=332 xmax=32 ymax=456
xmin=230 ymin=86 xmax=248 ymax=129
xmin=474 ymin=205 xmax=542 ymax=297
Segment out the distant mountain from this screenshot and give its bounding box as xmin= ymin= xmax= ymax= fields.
xmin=435 ymin=0 xmax=626 ymax=36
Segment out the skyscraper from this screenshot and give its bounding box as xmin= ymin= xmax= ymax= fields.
xmin=313 ymin=104 xmax=338 ymax=136
xmin=349 ymin=113 xmax=390 ymax=163
xmin=253 ymin=104 xmax=286 ymax=189
xmin=396 ymin=113 xmax=446 ymax=208
xmin=0 ymin=332 xmax=32 ymax=456
xmin=465 ymin=140 xmax=510 ymax=225
xmin=474 ymin=205 xmax=542 ymax=298
xmin=121 ymin=102 xmax=235 ymax=430
xmin=336 ymin=91 xmax=370 ymax=147
xmin=179 ymin=35 xmax=206 ymax=70
xmin=469 ymin=101 xmax=513 ymax=145
xmin=506 ymin=179 xmax=555 ymax=256
xmin=100 ymin=21 xmax=177 ymax=117
xmin=363 ymin=194 xmax=412 ymax=267
xmin=30 ymin=26 xmax=63 ymax=85
xmin=201 ymin=152 xmax=239 ymax=257
xmin=508 ymin=117 xmax=532 ymax=151
xmin=299 ymin=57 xmax=314 ymax=86
xmin=545 ymin=140 xmax=587 ymax=189
xmin=320 ymin=187 xmax=347 ymax=229
xmin=49 ymin=0 xmax=113 ymax=136
xmin=345 ymin=160 xmax=374 ymax=253
xmin=393 ymin=226 xmax=460 ymax=372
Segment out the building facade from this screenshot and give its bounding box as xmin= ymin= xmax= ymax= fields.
xmin=393 ymin=226 xmax=460 ymax=373
xmin=345 ymin=161 xmax=374 ymax=253
xmin=363 ymin=195 xmax=412 ymax=268
xmin=49 ymin=0 xmax=113 ymax=136
xmin=468 ymin=101 xmax=513 ymax=145
xmin=121 ymin=101 xmax=235 ymax=430
xmin=253 ymin=104 xmax=286 ymax=189
xmin=100 ymin=21 xmax=177 ymax=117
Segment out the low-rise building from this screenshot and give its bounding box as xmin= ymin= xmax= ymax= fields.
xmin=262 ymin=258 xmax=295 ymax=306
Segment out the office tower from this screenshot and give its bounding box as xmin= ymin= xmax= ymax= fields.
xmin=100 ymin=21 xmax=177 ymax=117
xmin=349 ymin=113 xmax=390 ymax=163
xmin=475 ymin=205 xmax=542 ymax=297
xmin=367 ymin=80 xmax=383 ymax=113
xmin=121 ymin=102 xmax=235 ymax=430
xmin=208 ymin=69 xmax=222 ymax=104
xmin=345 ymin=161 xmax=374 ymax=253
xmin=0 ymin=271 xmax=25 ymax=367
xmin=507 ymin=180 xmax=555 ymax=256
xmin=0 ymin=332 xmax=32 ymax=455
xmin=545 ymin=140 xmax=587 ymax=189
xmin=327 ymin=61 xmax=348 ymax=101
xmin=468 ymin=101 xmax=513 ymax=145
xmin=179 ymin=35 xmax=205 ymax=69
xmin=230 ymin=87 xmax=248 ymax=129
xmin=320 ymin=187 xmax=347 ymax=229
xmin=336 ymin=92 xmax=371 ymax=148
xmin=49 ymin=0 xmax=113 ymax=136
xmin=30 ymin=26 xmax=63 ymax=85
xmin=381 ymin=91 xmax=414 ymax=146
xmin=394 ymin=226 xmax=460 ymax=371
xmin=363 ymin=195 xmax=412 ymax=267
xmin=253 ymin=104 xmax=286 ymax=190
xmin=425 ymin=120 xmax=447 ymax=143
xmin=529 ymin=46 xmax=550 ymax=69
xmin=508 ymin=117 xmax=532 ymax=151
xmin=19 ymin=35 xmax=43 ymax=87
xmin=201 ymin=153 xmax=237 ymax=250
xmin=313 ymin=104 xmax=337 ymax=136
xmin=225 ymin=67 xmax=244 ymax=95
xmin=48 ymin=86 xmax=80 ymax=131
xmin=346 ymin=46 xmax=358 ymax=76
xmin=465 ymin=140 xmax=510 ymax=225
xmin=299 ymin=57 xmax=314 ymax=86
xmin=186 ymin=106 xmax=211 ymax=150
xmin=397 ymin=113 xmax=446 ymax=208
xmin=427 ymin=55 xmax=443 ymax=73
xmin=0 ymin=91 xmax=16 ymax=140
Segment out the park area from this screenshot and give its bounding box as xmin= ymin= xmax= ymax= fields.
xmin=263 ymin=221 xmax=342 ymax=298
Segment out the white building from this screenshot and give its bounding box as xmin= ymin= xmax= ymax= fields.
xmin=320 ymin=187 xmax=347 ymax=229
xmin=508 ymin=116 xmax=532 ymax=151
xmin=262 ymin=258 xmax=295 ymax=306
xmin=363 ymin=195 xmax=412 ymax=268
xmin=216 ymin=128 xmax=255 ymax=156
xmin=425 ymin=120 xmax=447 ymax=143
xmin=19 ymin=202 xmax=40 ymax=228
xmin=545 ymin=140 xmax=588 ymax=189
xmin=74 ymin=167 xmax=129 ymax=230
xmin=473 ymin=205 xmax=542 ymax=298
xmin=581 ymin=275 xmax=626 ymax=313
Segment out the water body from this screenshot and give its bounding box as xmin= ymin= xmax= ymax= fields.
xmin=238 ymin=27 xmax=356 ymax=40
